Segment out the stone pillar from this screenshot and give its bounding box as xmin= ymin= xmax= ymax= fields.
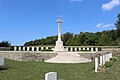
xmin=27 ymin=47 xmax=30 ymax=51
xmin=41 ymin=47 xmax=43 ymax=50
xmin=66 ymin=47 xmax=69 ymax=51
xmin=18 ymin=47 xmax=21 ymax=51
xmin=96 ymin=47 xmax=98 ymax=51
xmin=22 ymin=47 xmax=25 ymax=51
xmin=45 ymin=72 xmax=57 ymax=80
xmin=87 ymin=47 xmax=89 ymax=51
xmin=36 ymin=47 xmax=39 ymax=51
xmin=83 ymin=47 xmax=85 ymax=51
xmin=99 ymin=56 xmax=103 ymax=66
xmin=95 ymin=58 xmax=98 ymax=72
xmin=14 ymin=46 xmax=17 ymax=51
xmin=79 ymin=47 xmax=81 ymax=51
xmin=91 ymin=47 xmax=94 ymax=52
xmin=102 ymin=55 xmax=105 ymax=65
xmin=70 ymin=47 xmax=73 ymax=52
xmin=32 ymin=47 xmax=34 ymax=51
xmin=46 ymin=47 xmax=48 ymax=50
xmin=75 ymin=47 xmax=77 ymax=51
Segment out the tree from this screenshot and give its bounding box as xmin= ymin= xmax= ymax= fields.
xmin=0 ymin=41 xmax=11 ymax=47
xmin=115 ymin=13 xmax=120 ymax=30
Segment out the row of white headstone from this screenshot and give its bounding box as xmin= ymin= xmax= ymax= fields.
xmin=94 ymin=53 xmax=112 ymax=72
xmin=0 ymin=56 xmax=4 ymax=66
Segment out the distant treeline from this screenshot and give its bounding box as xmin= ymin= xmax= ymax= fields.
xmin=24 ymin=14 xmax=120 ymax=46
xmin=0 ymin=41 xmax=11 ymax=47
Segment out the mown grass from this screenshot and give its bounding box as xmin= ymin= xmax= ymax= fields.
xmin=0 ymin=57 xmax=120 ymax=80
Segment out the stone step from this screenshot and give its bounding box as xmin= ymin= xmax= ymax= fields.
xmin=45 ymin=52 xmax=92 ymax=63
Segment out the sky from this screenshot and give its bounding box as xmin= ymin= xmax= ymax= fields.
xmin=0 ymin=0 xmax=120 ymax=45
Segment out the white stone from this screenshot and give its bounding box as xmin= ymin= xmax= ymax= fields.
xmin=87 ymin=48 xmax=89 ymax=50
xmin=105 ymin=54 xmax=107 ymax=61
xmin=14 ymin=46 xmax=17 ymax=51
xmin=45 ymin=72 xmax=57 ymax=80
xmin=83 ymin=47 xmax=85 ymax=50
xmin=96 ymin=48 xmax=98 ymax=51
xmin=91 ymin=48 xmax=94 ymax=52
xmin=32 ymin=47 xmax=34 ymax=51
xmin=36 ymin=47 xmax=39 ymax=51
xmin=45 ymin=52 xmax=92 ymax=63
xmin=66 ymin=47 xmax=69 ymax=51
xmin=109 ymin=53 xmax=112 ymax=58
xmin=0 ymin=56 xmax=4 ymax=66
xmin=107 ymin=54 xmax=110 ymax=61
xmin=22 ymin=47 xmax=25 ymax=51
xmin=99 ymin=56 xmax=103 ymax=66
xmin=102 ymin=55 xmax=105 ymax=65
xmin=41 ymin=47 xmax=43 ymax=50
xmin=70 ymin=47 xmax=73 ymax=52
xmin=46 ymin=47 xmax=48 ymax=49
xmin=95 ymin=58 xmax=98 ymax=72
xmin=75 ymin=47 xmax=77 ymax=51
xmin=18 ymin=47 xmax=21 ymax=51
xmin=79 ymin=47 xmax=81 ymax=51
xmin=27 ymin=47 xmax=30 ymax=51
xmin=54 ymin=18 xmax=65 ymax=51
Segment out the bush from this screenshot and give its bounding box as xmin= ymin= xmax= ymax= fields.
xmin=104 ymin=62 xmax=113 ymax=67
xmin=110 ymin=57 xmax=118 ymax=62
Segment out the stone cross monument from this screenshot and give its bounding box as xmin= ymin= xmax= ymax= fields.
xmin=53 ymin=18 xmax=65 ymax=51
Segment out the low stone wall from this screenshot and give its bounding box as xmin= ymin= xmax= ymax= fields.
xmin=78 ymin=53 xmax=98 ymax=60
xmin=0 ymin=51 xmax=57 ymax=61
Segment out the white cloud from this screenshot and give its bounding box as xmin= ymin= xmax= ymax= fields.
xmin=102 ymin=0 xmax=120 ymax=11
xmin=96 ymin=23 xmax=114 ymax=28
xmin=70 ymin=0 xmax=83 ymax=2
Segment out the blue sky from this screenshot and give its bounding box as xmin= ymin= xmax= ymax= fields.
xmin=0 ymin=0 xmax=120 ymax=45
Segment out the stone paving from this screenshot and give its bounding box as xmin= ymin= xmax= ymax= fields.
xmin=45 ymin=52 xmax=92 ymax=63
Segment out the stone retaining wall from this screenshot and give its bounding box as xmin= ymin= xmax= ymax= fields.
xmin=0 ymin=51 xmax=57 ymax=61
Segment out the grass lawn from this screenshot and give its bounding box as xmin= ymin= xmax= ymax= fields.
xmin=0 ymin=57 xmax=120 ymax=80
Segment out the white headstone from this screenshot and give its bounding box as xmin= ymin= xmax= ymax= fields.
xmin=102 ymin=55 xmax=105 ymax=65
xmin=109 ymin=53 xmax=112 ymax=58
xmin=45 ymin=72 xmax=57 ymax=80
xmin=95 ymin=58 xmax=98 ymax=72
xmin=0 ymin=56 xmax=4 ymax=66
xmin=108 ymin=54 xmax=110 ymax=61
xmin=99 ymin=56 xmax=103 ymax=66
xmin=105 ymin=54 xmax=109 ymax=62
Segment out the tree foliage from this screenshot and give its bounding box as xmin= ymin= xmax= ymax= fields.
xmin=0 ymin=41 xmax=11 ymax=47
